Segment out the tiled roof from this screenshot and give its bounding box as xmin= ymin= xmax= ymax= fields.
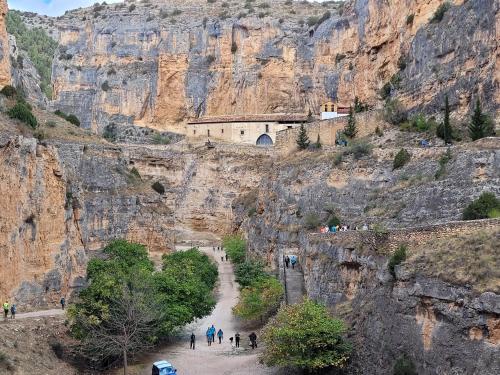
xmin=187 ymin=113 xmax=309 ymax=124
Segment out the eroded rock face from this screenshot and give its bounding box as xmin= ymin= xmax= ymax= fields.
xmin=0 ymin=134 xmax=271 ymax=305
xmin=298 ymin=229 xmax=500 ymax=374
xmin=15 ymin=0 xmax=496 ymax=131
xmin=0 ymin=0 xmax=11 ymax=87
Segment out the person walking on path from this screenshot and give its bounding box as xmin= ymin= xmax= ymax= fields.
xmin=190 ymin=333 xmax=196 ymax=350
xmin=10 ymin=304 xmax=16 ymax=319
xmin=290 ymin=256 xmax=297 ymax=270
xmin=209 ymin=325 xmax=216 ymax=343
xmin=285 ymin=255 xmax=290 ymax=268
xmin=206 ymin=328 xmax=212 ymax=346
xmin=3 ymin=301 xmax=9 ymax=320
xmin=235 ymin=332 xmax=240 ymax=348
xmin=60 ymin=297 xmax=66 ymax=310
xmin=229 ymin=337 xmax=234 ymax=347
xmin=249 ymin=332 xmax=257 ymax=349
xmin=221 ymin=256 xmax=224 ymax=262
xmin=217 ymin=328 xmax=224 ymax=344
xmin=225 ymin=254 xmax=228 ymax=261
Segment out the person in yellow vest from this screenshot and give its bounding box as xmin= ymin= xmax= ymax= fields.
xmin=3 ymin=301 xmax=9 ymax=320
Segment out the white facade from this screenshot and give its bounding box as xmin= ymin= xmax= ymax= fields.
xmin=321 ymin=112 xmax=349 ymax=120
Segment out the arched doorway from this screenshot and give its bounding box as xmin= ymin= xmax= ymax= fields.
xmin=256 ymin=134 xmax=273 ymax=146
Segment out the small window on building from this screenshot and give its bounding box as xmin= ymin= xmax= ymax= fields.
xmin=287 ymin=126 xmax=292 ymax=129
xmin=207 ymin=129 xmax=210 ymax=137
xmin=221 ymin=128 xmax=224 ymax=134
xmin=193 ymin=129 xmax=196 ymax=135
xmin=240 ymin=130 xmax=245 ymax=135
xmin=265 ymin=124 xmax=269 ymax=133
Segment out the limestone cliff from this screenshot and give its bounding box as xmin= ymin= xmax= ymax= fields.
xmin=235 ymin=138 xmax=500 ymax=374
xmin=13 ymin=0 xmax=498 ymax=132
xmin=0 ymin=0 xmax=10 ymax=87
xmin=0 ymin=125 xmax=271 ymax=305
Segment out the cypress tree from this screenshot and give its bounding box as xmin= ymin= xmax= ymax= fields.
xmin=296 ymin=123 xmax=310 ymax=150
xmin=437 ymin=95 xmax=453 ymax=144
xmin=343 ymin=107 xmax=358 ymax=139
xmin=468 ymin=98 xmax=493 ymax=141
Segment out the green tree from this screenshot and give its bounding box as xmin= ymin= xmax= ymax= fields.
xmin=462 ymin=192 xmax=500 ymax=220
xmin=436 ymin=95 xmax=453 ymax=144
xmin=261 ymin=299 xmax=351 ymax=371
xmin=234 ymin=260 xmax=267 ymax=288
xmin=233 ymin=277 xmax=284 ymax=321
xmin=343 ymin=107 xmax=358 ymax=138
xmin=69 ymin=241 xmax=218 ymax=371
xmin=468 ymin=98 xmax=494 ymax=141
xmin=296 ymin=123 xmax=310 ymax=150
xmin=393 ymin=148 xmax=411 ymax=170
xmin=223 ymin=235 xmax=247 ymax=263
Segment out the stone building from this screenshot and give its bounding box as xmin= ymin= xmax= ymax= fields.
xmin=187 ymin=113 xmax=308 ymax=146
xmin=320 ymin=101 xmax=350 ymax=120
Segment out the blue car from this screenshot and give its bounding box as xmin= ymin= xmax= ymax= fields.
xmin=152 ymin=360 xmax=177 ymax=375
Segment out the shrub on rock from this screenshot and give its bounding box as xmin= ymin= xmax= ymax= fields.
xmin=462 ymin=192 xmax=500 ymax=220
xmin=8 ymin=100 xmax=38 ymax=129
xmin=393 ymin=148 xmax=411 ymax=170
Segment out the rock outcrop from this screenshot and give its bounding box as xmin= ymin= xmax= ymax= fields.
xmin=0 ymin=0 xmax=11 ymax=87
xmin=12 ymin=0 xmax=498 ymax=132
xmin=298 ymin=223 xmax=500 ymax=374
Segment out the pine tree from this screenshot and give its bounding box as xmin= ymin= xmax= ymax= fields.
xmin=468 ymin=98 xmax=494 ymax=141
xmin=436 ymin=95 xmax=453 ymax=144
xmin=343 ymin=107 xmax=358 ymax=139
xmin=296 ymin=123 xmax=310 ymax=150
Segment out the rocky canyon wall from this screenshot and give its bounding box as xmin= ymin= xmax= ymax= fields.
xmin=298 ymin=223 xmax=499 ymax=374
xmin=0 ymin=131 xmax=270 ymax=306
xmin=235 ymin=138 xmax=500 ymax=374
xmin=13 ymin=0 xmax=496 ymax=132
xmin=0 ymin=0 xmax=10 ymax=87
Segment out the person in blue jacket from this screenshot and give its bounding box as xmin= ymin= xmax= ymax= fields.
xmin=217 ymin=328 xmax=224 ymax=344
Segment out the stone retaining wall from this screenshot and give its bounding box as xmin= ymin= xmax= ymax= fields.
xmin=275 ymin=111 xmax=384 ymax=152
xmin=308 ymin=218 xmax=500 ymax=254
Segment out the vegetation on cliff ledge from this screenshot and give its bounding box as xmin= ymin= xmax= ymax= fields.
xmin=463 ymin=192 xmax=500 ymax=221
xmin=7 ymin=10 xmax=57 ymax=99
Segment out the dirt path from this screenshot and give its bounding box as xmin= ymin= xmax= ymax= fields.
xmin=13 ymin=308 xmax=65 ymax=319
xmin=127 ymin=245 xmax=277 ymax=375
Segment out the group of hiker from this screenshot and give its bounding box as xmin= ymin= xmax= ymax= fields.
xmin=188 ymin=325 xmax=258 ymax=350
xmin=3 ymin=301 xmax=16 ymax=320
xmin=284 ymin=255 xmax=298 ymax=269
xmin=318 ymin=223 xmax=370 ymax=234
xmin=2 ymin=297 xmax=66 ymax=321
xmin=213 ymin=245 xmax=228 ymax=262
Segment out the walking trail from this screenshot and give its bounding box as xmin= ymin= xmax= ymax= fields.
xmin=13 ymin=309 xmax=64 ymax=319
xmin=131 ymin=245 xmax=277 ymax=375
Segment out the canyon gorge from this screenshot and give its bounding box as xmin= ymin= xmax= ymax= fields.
xmin=0 ymin=0 xmax=499 ymax=374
